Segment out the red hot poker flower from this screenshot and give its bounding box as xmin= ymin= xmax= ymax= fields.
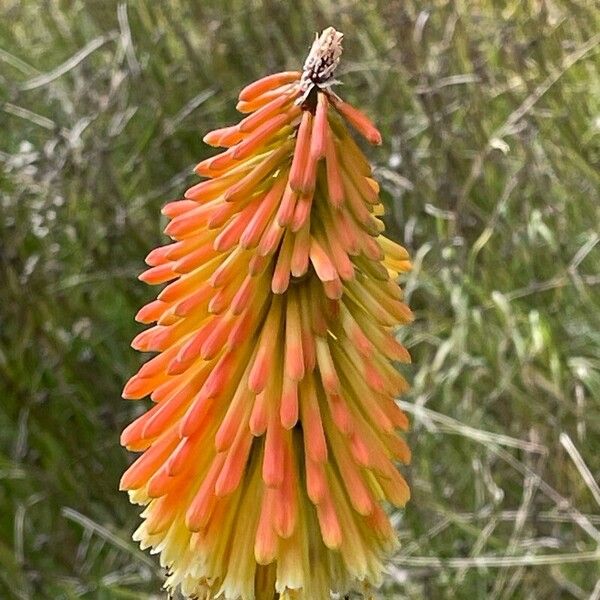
xmin=121 ymin=26 xmax=413 ymax=600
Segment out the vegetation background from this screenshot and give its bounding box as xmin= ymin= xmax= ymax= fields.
xmin=1 ymin=0 xmax=599 ymax=598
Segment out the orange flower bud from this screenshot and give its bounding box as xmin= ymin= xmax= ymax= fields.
xmin=238 ymin=70 xmax=301 ymax=102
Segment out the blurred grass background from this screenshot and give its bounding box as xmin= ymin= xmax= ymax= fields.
xmin=1 ymin=0 xmax=600 ymax=598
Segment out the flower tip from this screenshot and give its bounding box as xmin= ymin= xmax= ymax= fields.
xmin=254 ymin=535 xmax=277 ymax=566
xmin=271 ymin=279 xmax=289 ymax=295
xmin=119 ymin=433 xmax=132 ymax=449
xmin=203 ymin=129 xmax=224 ymax=147
xmin=122 ymin=375 xmax=143 ymax=399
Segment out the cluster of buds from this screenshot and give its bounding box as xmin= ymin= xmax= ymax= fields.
xmin=121 ymin=27 xmax=413 ymax=600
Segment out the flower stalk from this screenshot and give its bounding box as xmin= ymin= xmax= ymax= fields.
xmin=122 ymin=26 xmax=413 ymax=600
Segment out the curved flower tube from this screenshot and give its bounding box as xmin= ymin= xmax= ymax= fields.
xmin=121 ymin=26 xmax=413 ymax=600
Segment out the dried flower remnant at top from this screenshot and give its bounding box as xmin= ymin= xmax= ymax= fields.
xmin=299 ymin=27 xmax=344 ymax=97
xmin=121 ymin=26 xmax=413 ymax=600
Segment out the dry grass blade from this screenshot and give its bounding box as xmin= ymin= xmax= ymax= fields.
xmin=397 ymin=399 xmax=547 ymax=454
xmin=19 ymin=32 xmax=119 ymax=90
xmin=560 ymin=433 xmax=600 ymax=509
xmin=394 ymin=549 xmax=600 ymax=569
xmin=62 ymin=508 xmax=157 ymax=569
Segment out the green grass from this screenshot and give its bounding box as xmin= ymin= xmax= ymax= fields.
xmin=1 ymin=1 xmax=599 ymax=598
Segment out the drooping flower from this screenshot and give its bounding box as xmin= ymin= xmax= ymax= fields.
xmin=121 ymin=27 xmax=413 ymax=600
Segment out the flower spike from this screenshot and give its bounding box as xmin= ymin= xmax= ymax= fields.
xmin=122 ymin=26 xmax=413 ymax=600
